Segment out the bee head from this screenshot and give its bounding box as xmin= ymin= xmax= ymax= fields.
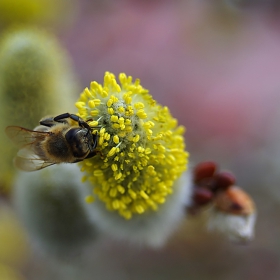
xmin=65 ymin=127 xmax=96 ymax=158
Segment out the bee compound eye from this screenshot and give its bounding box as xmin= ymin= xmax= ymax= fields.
xmin=65 ymin=128 xmax=88 ymax=158
xmin=65 ymin=128 xmax=80 ymax=142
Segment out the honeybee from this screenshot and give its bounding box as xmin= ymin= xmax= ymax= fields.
xmin=5 ymin=113 xmax=98 ymax=171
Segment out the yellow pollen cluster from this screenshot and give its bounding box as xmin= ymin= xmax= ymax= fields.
xmin=76 ymin=72 xmax=189 ymax=220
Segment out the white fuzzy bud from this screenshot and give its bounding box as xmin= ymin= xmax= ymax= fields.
xmin=81 ymin=171 xmax=192 ymax=247
xmin=13 ymin=164 xmax=98 ymax=258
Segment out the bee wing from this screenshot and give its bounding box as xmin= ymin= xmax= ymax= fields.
xmin=14 ymin=147 xmax=56 ymax=171
xmin=5 ymin=126 xmax=50 ymax=148
xmin=6 ymin=126 xmax=55 ymax=171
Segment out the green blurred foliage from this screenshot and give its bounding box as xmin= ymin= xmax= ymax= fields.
xmin=0 ymin=28 xmax=78 ymax=194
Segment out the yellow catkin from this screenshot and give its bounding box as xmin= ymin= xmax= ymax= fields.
xmin=85 ymin=195 xmax=95 ymax=203
xmin=76 ymin=72 xmax=188 ymax=219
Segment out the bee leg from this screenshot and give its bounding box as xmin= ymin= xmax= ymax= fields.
xmin=54 ymin=113 xmax=90 ymax=129
xmin=54 ymin=113 xmax=76 ymax=122
xmin=86 ymin=150 xmax=104 ymax=159
xmin=91 ymin=134 xmax=98 ymax=150
xmin=39 ymin=116 xmax=57 ymax=127
xmin=43 ymin=113 xmax=82 ymax=127
xmin=85 ymin=151 xmax=98 ymax=159
xmin=72 ymin=151 xmax=98 ymax=163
